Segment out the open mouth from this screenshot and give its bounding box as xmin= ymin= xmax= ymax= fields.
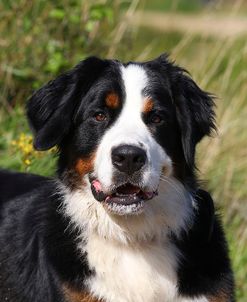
xmin=90 ymin=178 xmax=157 ymax=214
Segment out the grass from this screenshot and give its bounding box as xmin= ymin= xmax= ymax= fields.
xmin=142 ymin=0 xmax=247 ymax=15
xmin=0 ymin=0 xmax=247 ymax=300
xmin=142 ymin=0 xmax=202 ymax=13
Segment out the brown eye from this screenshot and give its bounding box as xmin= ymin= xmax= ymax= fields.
xmin=151 ymin=114 xmax=162 ymax=124
xmin=94 ymin=112 xmax=107 ymax=122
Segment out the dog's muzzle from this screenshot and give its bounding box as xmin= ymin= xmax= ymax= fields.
xmin=89 ymin=145 xmax=158 ymax=215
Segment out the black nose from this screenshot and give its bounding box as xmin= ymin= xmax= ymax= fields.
xmin=111 ymin=145 xmax=147 ymax=175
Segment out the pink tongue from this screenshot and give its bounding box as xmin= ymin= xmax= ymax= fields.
xmin=92 ymin=179 xmax=102 ymax=192
xmin=117 ymin=184 xmax=141 ymax=195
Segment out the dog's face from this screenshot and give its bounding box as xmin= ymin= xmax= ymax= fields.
xmin=28 ymin=55 xmax=215 ymax=219
xmin=84 ymin=64 xmax=177 ymax=216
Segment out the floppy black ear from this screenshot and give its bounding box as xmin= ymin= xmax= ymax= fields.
xmin=27 ymin=57 xmax=109 ymax=151
xmin=173 ymin=72 xmax=216 ymax=167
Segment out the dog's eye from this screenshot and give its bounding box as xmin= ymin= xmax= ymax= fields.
xmin=94 ymin=112 xmax=107 ymax=122
xmin=150 ymin=113 xmax=162 ymax=124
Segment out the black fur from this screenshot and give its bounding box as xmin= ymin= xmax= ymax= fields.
xmin=0 ymin=55 xmax=234 ymax=301
xmin=174 ymin=190 xmax=234 ymax=301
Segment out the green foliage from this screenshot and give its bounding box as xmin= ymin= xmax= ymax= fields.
xmin=143 ymin=0 xmax=202 ymax=13
xmin=0 ymin=0 xmax=130 ymax=107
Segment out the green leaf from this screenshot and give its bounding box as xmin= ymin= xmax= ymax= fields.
xmin=49 ymin=8 xmax=65 ymax=20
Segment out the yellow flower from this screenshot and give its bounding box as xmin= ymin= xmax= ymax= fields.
xmin=24 ymin=159 xmax=31 ymax=166
xmin=23 ymin=145 xmax=33 ymax=154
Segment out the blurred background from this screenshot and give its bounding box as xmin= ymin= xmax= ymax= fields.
xmin=0 ymin=0 xmax=246 ymax=299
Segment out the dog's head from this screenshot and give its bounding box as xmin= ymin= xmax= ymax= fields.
xmin=27 ymin=55 xmax=215 ymax=219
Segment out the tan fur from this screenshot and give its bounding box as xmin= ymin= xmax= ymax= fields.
xmin=75 ymin=154 xmax=95 ymax=177
xmin=143 ymin=97 xmax=154 ymax=113
xmin=64 ymin=285 xmax=102 ymax=302
xmin=208 ymin=292 xmax=229 ymax=302
xmin=105 ymin=92 xmax=119 ymax=109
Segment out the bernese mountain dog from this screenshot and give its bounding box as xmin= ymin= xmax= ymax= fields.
xmin=0 ymin=55 xmax=234 ymax=302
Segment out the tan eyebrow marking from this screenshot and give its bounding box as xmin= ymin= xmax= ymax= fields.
xmin=105 ymin=92 xmax=119 ymax=109
xmin=143 ymin=97 xmax=154 ymax=113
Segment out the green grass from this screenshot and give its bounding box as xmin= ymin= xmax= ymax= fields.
xmin=143 ymin=0 xmax=202 ymax=13
xmin=0 ymin=0 xmax=247 ymax=300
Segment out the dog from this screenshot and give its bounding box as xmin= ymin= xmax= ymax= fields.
xmin=0 ymin=55 xmax=234 ymax=302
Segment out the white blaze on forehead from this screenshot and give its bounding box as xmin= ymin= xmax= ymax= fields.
xmin=105 ymin=64 xmax=149 ymax=140
xmin=121 ymin=64 xmax=148 ymax=111
xmin=108 ymin=64 xmax=151 ymax=146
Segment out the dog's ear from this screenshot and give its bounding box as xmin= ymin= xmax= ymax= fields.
xmin=27 ymin=57 xmax=109 ymax=151
xmin=174 ymin=72 xmax=216 ymax=167
xmin=149 ymin=55 xmax=216 ymax=167
xmin=156 ymin=55 xmax=216 ymax=167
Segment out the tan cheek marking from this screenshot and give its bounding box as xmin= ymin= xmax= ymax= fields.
xmin=143 ymin=97 xmax=154 ymax=113
xmin=105 ymin=92 xmax=119 ymax=109
xmin=63 ymin=285 xmax=103 ymax=302
xmin=208 ymin=291 xmax=229 ymax=302
xmin=75 ymin=153 xmax=96 ymax=177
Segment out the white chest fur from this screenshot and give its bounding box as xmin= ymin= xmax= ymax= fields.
xmin=85 ymin=234 xmax=208 ymax=302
